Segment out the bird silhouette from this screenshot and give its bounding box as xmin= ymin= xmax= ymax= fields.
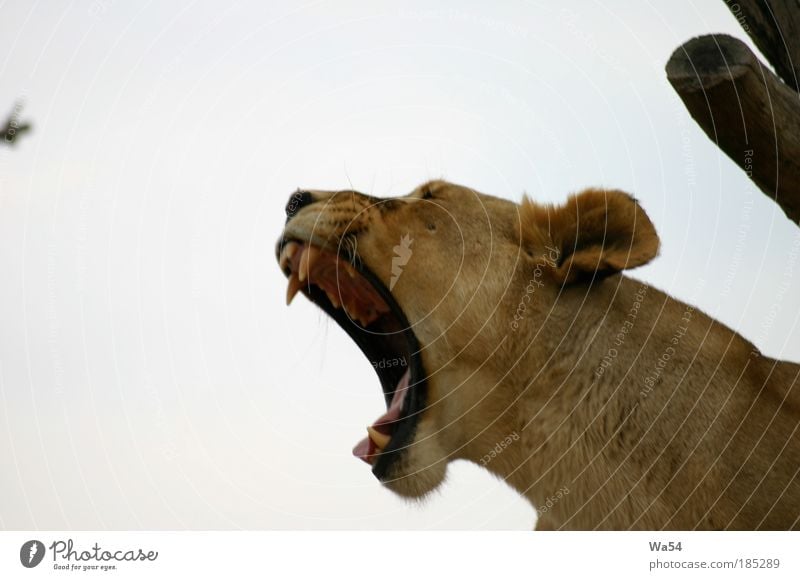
xmin=0 ymin=101 xmax=32 ymax=146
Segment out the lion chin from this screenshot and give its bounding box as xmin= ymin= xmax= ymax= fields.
xmin=378 ymin=418 xmax=449 ymax=500
xmin=278 ymin=179 xmax=800 ymax=530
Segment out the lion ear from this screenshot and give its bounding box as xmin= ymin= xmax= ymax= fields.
xmin=522 ymin=188 xmax=660 ymax=284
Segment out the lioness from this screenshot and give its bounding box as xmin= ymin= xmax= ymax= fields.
xmin=276 ymin=180 xmax=800 ymax=530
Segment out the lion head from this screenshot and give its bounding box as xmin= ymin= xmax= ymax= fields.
xmin=276 ymin=180 xmax=659 ymax=500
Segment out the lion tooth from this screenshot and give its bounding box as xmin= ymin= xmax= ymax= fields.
xmin=279 ymin=241 xmax=298 ymax=271
xmin=300 ymin=245 xmax=320 ymax=282
xmin=326 ymin=289 xmax=341 ymax=309
xmin=298 ymin=247 xmax=309 ymax=282
xmin=346 ymin=303 xmax=367 ymax=326
xmin=284 ymin=241 xmax=298 ymax=264
xmin=279 ymin=243 xmax=292 ymax=271
xmin=286 ymin=272 xmax=303 ymax=305
xmin=367 ymin=426 xmax=391 ymax=450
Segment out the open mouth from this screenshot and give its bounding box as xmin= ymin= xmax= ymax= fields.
xmin=276 ymin=238 xmax=427 ymax=480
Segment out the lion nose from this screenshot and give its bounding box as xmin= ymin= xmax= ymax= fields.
xmin=285 ymin=190 xmax=313 ymax=219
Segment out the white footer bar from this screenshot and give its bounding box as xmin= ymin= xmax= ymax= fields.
xmin=1 ymin=531 xmax=797 ymax=579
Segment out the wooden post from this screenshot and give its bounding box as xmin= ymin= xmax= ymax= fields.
xmin=666 ymin=34 xmax=800 ymax=224
xmin=722 ymin=0 xmax=800 ymax=92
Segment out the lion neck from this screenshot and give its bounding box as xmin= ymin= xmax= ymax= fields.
xmin=459 ymin=275 xmax=653 ymax=527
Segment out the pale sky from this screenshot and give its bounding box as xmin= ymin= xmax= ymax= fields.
xmin=0 ymin=0 xmax=798 ymax=529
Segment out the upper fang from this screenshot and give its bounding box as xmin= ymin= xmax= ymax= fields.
xmin=286 ymin=272 xmax=303 ymax=305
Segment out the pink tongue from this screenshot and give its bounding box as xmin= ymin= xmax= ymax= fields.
xmin=352 ymin=368 xmax=411 ymax=464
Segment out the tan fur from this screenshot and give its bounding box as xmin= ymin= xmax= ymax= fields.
xmin=282 ymin=180 xmax=800 ymax=530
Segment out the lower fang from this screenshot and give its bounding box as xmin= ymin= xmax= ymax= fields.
xmin=367 ymin=426 xmax=391 ymax=450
